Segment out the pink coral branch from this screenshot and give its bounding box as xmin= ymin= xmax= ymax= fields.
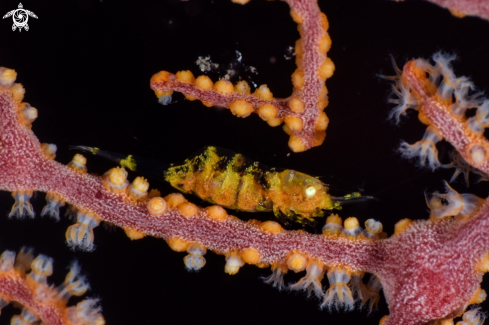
xmin=150 ymin=0 xmax=333 ymax=153
xmin=0 ymin=275 xmax=65 ymax=325
xmin=400 ymin=57 xmax=489 ymax=175
xmin=424 ymin=0 xmax=489 ymax=21
xmin=0 ymin=248 xmax=104 ymax=325
xmin=0 ymin=79 xmax=377 ymax=272
xmin=2 ymin=62 xmax=489 ymax=324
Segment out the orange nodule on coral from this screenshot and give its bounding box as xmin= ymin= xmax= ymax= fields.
xmin=467 ymin=143 xmax=488 ymax=166
xmin=0 ymin=68 xmax=16 ymax=85
xmin=328 ymin=214 xmax=342 ymax=225
xmin=205 ymin=205 xmax=228 ymax=221
xmin=295 ymin=39 xmax=304 ymax=57
xmin=148 ymin=189 xmax=161 ymax=198
xmin=155 ymin=90 xmax=173 ymax=99
xmin=231 ymin=0 xmax=250 ymax=4
xmin=151 ymin=70 xmax=173 ymax=83
xmin=344 ymin=217 xmax=359 ymax=230
xmin=312 ymin=131 xmax=326 ymax=147
xmin=417 ymin=110 xmax=431 ymax=126
xmin=176 ymin=70 xmax=197 ymax=101
xmin=68 ymin=154 xmax=88 ymax=174
xmin=260 ymin=220 xmax=283 ymax=234
xmin=287 ymin=252 xmax=307 ymax=273
xmin=258 ymin=103 xmax=278 ymax=121
xmin=147 ymin=197 xmax=168 ymax=216
xmin=178 ymin=202 xmax=199 ymax=217
xmin=17 ymin=102 xmax=38 ymax=126
xmin=167 ymin=237 xmax=190 ymax=252
xmin=318 ymin=85 xmax=329 ymax=111
xmin=394 ymin=218 xmax=413 ymax=235
xmin=322 ymin=213 xmax=343 ymax=237
xmin=478 ymin=253 xmax=489 ymax=273
xmin=241 ymin=248 xmax=260 ymax=265
xmin=104 ymin=167 xmax=129 ymax=194
xmin=230 ymin=99 xmax=254 ymax=118
xmin=214 ymin=79 xmax=234 ymax=95
xmin=316 ymin=112 xmax=329 ymax=131
xmin=234 ymin=80 xmax=251 ymax=95
xmin=224 ymin=251 xmax=245 ymax=275
xmin=151 ymin=71 xmax=174 ymax=99
xmin=41 ymin=143 xmax=57 ymax=160
xmin=288 ymin=97 xmax=305 ymax=113
xmin=164 ymin=193 xmax=187 ymax=208
xmin=290 ymin=9 xmax=303 ymax=24
xmin=318 ymin=34 xmax=332 ymax=55
xmin=319 ymin=58 xmax=335 ymax=80
xmin=11 ymin=83 xmax=25 ymax=102
xmin=256 ymin=262 xmax=270 ymax=269
xmin=284 ymin=115 xmax=304 ymax=132
xmin=288 ymin=135 xmax=306 ymax=153
xmin=195 ymin=75 xmax=213 ymax=91
xmin=124 ymin=228 xmax=146 ymax=240
xmin=176 ymin=70 xmax=195 ymax=84
xmin=254 ymin=84 xmax=273 ymax=100
xmin=320 ymin=12 xmax=329 ymax=31
xmin=129 ymin=176 xmax=149 ymax=201
xmin=469 ymin=287 xmax=487 ymax=305
xmin=291 ymin=69 xmax=305 ymax=89
xmin=267 ymin=117 xmax=283 ymax=127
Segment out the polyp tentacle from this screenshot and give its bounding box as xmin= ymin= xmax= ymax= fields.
xmin=0 ymin=249 xmax=104 ymax=325
xmin=392 ymin=53 xmax=489 ymax=175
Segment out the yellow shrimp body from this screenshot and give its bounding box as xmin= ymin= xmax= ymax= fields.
xmin=72 ymin=145 xmax=344 ymax=224
xmin=164 ymin=146 xmax=335 ymax=223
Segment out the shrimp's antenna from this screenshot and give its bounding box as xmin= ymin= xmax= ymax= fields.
xmin=69 ymin=145 xmax=170 ymax=181
xmin=331 ymin=194 xmax=379 ymax=205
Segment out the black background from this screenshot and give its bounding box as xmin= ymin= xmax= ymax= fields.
xmin=0 ymin=0 xmax=489 ymax=324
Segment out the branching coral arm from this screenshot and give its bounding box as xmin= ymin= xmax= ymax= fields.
xmin=150 ymin=0 xmax=333 ymax=153
xmin=0 ymin=248 xmax=104 ymax=325
xmin=392 ymin=53 xmax=489 ymax=176
xmin=3 ymin=63 xmax=489 ymax=324
xmin=424 ymin=0 xmax=489 ymax=21
xmin=0 ymin=67 xmax=377 ymax=279
xmin=379 ymin=53 xmax=489 ymax=325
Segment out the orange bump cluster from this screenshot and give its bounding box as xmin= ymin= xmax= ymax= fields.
xmin=0 ymin=68 xmax=37 ymax=129
xmin=322 ymin=215 xmax=385 ymax=240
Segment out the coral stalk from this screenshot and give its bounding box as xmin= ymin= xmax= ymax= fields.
xmin=2 ymin=62 xmax=489 ymax=324
xmin=0 ymin=248 xmax=103 ymax=325
xmin=424 ymin=0 xmax=489 ymax=21
xmin=0 ymin=71 xmax=377 ymax=270
xmin=150 ymin=0 xmax=333 ymax=153
xmin=397 ymin=54 xmax=489 ymax=175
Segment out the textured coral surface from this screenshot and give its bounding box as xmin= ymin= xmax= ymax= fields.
xmin=1 ymin=0 xmax=489 ymax=324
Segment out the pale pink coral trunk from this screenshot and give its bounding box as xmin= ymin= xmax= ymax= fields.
xmin=426 ymin=0 xmax=489 ymax=21
xmin=2 ymin=73 xmax=489 ymax=323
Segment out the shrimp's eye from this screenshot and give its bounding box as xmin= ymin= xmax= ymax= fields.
xmin=305 ymin=185 xmax=317 ymax=198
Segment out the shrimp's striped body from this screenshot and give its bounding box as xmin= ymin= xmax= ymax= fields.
xmin=165 ymin=147 xmax=336 ymax=223
xmin=72 ymin=146 xmax=349 ymax=224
